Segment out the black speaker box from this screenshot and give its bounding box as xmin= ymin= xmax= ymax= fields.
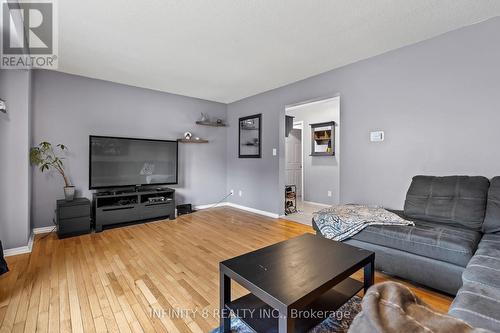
xmin=177 ymin=204 xmax=193 ymax=216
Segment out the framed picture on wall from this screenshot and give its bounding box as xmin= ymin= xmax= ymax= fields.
xmin=239 ymin=114 xmax=262 ymax=158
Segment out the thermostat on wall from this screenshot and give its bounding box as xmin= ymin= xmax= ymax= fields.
xmin=370 ymin=131 xmax=384 ymax=142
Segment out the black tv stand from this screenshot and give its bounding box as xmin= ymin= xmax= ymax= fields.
xmin=92 ymin=187 xmax=175 ymax=232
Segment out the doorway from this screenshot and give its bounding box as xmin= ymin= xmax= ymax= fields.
xmin=283 ymin=96 xmax=340 ymax=225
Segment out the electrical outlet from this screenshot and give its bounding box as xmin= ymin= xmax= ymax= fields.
xmin=238 ymin=190 xmax=243 ymax=197
xmin=327 ymin=191 xmax=332 ymax=197
xmin=230 ymin=190 xmax=234 ymax=195
xmin=272 ymin=148 xmax=277 ymax=156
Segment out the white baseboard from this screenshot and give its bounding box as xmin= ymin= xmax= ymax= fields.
xmin=33 ymin=226 xmax=56 ymax=234
xmin=302 ymin=200 xmax=331 ymax=207
xmin=5 ymin=226 xmax=54 ymax=257
xmin=194 ymin=203 xmax=222 ymax=210
xmin=225 ymin=202 xmax=279 ymax=219
xmin=4 ymin=232 xmax=34 ymax=257
xmin=195 ymin=201 xmax=279 ymax=218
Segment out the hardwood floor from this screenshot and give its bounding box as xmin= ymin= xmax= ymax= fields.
xmin=0 ymin=207 xmax=452 ymax=332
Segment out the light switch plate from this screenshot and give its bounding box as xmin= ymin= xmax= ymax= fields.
xmin=370 ymin=131 xmax=384 ymax=142
xmin=272 ymin=148 xmax=277 ymax=156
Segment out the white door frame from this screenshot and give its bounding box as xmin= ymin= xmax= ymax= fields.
xmin=292 ymin=121 xmax=304 ymax=198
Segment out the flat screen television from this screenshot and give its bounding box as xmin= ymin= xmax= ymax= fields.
xmin=89 ymin=135 xmax=178 ymax=189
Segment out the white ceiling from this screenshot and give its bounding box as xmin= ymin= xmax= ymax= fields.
xmin=57 ymin=1 xmax=500 ymax=103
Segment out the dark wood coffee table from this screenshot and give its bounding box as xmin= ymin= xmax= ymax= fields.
xmin=219 ymin=233 xmax=375 ymax=333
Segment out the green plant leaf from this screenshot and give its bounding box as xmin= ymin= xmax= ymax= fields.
xmin=31 ymin=141 xmax=69 ymax=181
xmin=30 ymin=148 xmax=40 ymax=165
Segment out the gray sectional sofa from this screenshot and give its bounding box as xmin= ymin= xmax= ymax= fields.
xmin=313 ymin=175 xmax=500 ymax=332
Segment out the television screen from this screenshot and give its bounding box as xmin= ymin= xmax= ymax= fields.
xmin=89 ymin=136 xmax=178 ymax=189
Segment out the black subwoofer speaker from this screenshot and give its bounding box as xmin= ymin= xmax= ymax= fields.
xmin=177 ymin=204 xmax=193 ymax=216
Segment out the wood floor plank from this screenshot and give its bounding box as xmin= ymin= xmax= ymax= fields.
xmin=1 ymin=207 xmax=453 ymax=332
xmin=47 ymin=237 xmax=60 ymax=333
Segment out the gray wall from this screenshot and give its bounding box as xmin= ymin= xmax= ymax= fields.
xmin=6 ymin=16 xmax=500 ymax=244
xmin=287 ymin=98 xmax=340 ymax=205
xmin=0 ymin=69 xmax=32 ymax=249
xmin=32 ymin=70 xmax=227 ymax=228
xmin=227 ymin=17 xmax=500 ymax=215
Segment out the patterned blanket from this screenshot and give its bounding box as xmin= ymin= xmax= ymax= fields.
xmin=313 ymin=205 xmax=414 ymax=241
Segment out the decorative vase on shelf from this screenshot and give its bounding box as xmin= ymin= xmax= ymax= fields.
xmin=64 ymin=186 xmax=75 ymax=201
xmin=200 ymin=112 xmax=209 ymax=122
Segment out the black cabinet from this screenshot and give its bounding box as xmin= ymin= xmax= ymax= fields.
xmin=56 ymin=198 xmax=91 ymax=238
xmin=93 ymin=188 xmax=175 ymax=232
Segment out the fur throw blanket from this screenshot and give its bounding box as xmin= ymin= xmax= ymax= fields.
xmin=349 ymin=282 xmax=491 ymax=333
xmin=313 ymin=205 xmax=414 ymax=241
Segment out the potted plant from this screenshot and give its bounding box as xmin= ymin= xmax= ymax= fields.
xmin=30 ymin=142 xmax=75 ymax=201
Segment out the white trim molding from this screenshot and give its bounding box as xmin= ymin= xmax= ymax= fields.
xmin=194 ymin=203 xmax=219 ymax=210
xmin=196 ymin=201 xmax=280 ymax=218
xmin=225 ymin=202 xmax=279 ymax=218
xmin=4 ymin=233 xmax=34 ymax=257
xmin=302 ymin=200 xmax=331 ymax=207
xmin=4 ymin=226 xmax=55 ymax=256
xmin=33 ymin=226 xmax=56 ymax=234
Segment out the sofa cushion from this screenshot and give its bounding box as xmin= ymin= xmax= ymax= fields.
xmin=449 ymin=283 xmax=500 ymax=332
xmin=404 ymin=175 xmax=489 ymax=231
xmin=483 ymin=176 xmax=500 ymax=234
xmin=350 ymin=216 xmax=481 ymax=267
xmin=345 ymin=238 xmax=465 ymax=295
xmin=462 ymin=234 xmax=500 ymax=289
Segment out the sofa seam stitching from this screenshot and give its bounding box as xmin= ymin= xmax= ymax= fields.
xmin=358 ymin=229 xmax=471 ymax=254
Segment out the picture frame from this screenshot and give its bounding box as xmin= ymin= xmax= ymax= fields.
xmin=238 ymin=114 xmax=262 ymax=158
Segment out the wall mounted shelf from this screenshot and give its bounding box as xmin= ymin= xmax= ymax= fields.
xmin=310 ymin=121 xmax=335 ymax=156
xmin=196 ymin=121 xmax=227 ymax=127
xmin=178 ymin=138 xmax=209 ymax=143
